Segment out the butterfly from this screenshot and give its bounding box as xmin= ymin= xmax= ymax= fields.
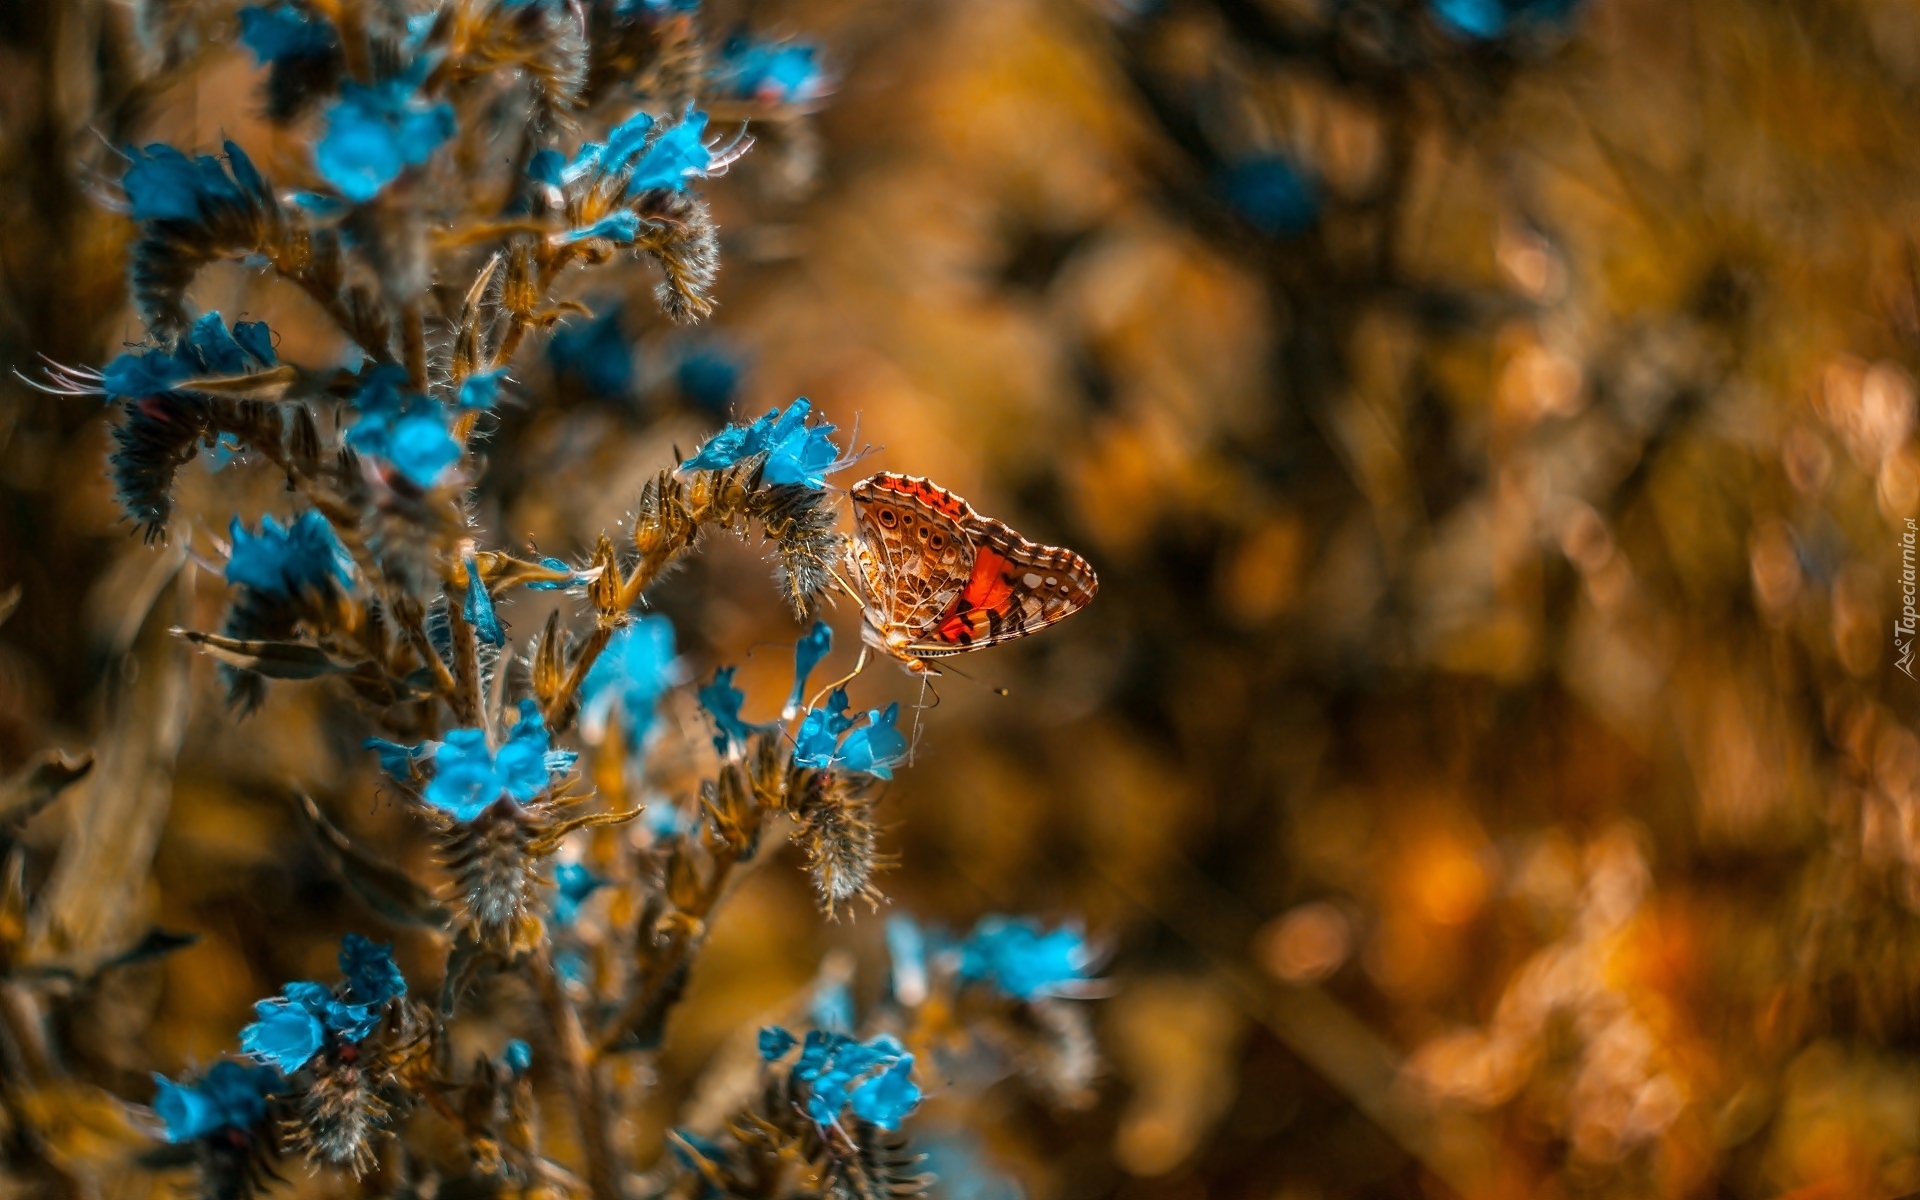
xmin=846 ymin=472 xmax=1098 ymax=675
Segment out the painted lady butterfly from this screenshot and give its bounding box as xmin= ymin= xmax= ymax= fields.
xmin=848 ymin=473 xmax=1098 ymax=674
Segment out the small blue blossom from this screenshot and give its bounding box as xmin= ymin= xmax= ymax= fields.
xmin=886 ymin=914 xmax=928 ymax=1005
xmin=759 ymin=1025 xmax=797 ymax=1061
xmin=811 ymin=978 xmax=855 ymax=1033
xmin=226 ymin=511 xmax=353 ymax=598
xmin=581 ymin=616 xmax=677 ymax=749
xmin=792 ymin=688 xmax=853 ymax=769
xmin=532 ymin=110 xmax=711 ymax=194
xmin=237 ymin=4 xmax=338 ymax=62
xmin=503 ymin=1039 xmax=533 ymax=1076
xmin=418 ymin=701 xmax=575 ymax=821
xmin=1430 ymin=0 xmax=1581 ymax=40
xmin=1218 ymin=155 xmax=1319 ymax=237
xmin=346 ymin=366 xmax=460 ymax=487
xmin=676 ymin=343 xmax=741 ymax=413
xmin=698 ymin=666 xmax=764 ymax=754
xmin=316 ymin=80 xmax=456 ymax=202
xmin=122 ymin=143 xmax=257 ymax=223
xmin=850 ymin=1057 xmax=920 ymax=1129
xmin=560 ymin=212 xmax=644 ymax=244
xmin=957 ymin=916 xmax=1093 ymax=1001
xmin=366 ymin=737 xmax=428 ymax=779
xmin=790 ymin=1031 xmax=920 ymax=1131
xmin=839 ymin=703 xmax=908 ymax=780
xmin=681 ymin=397 xmax=848 ymax=489
xmin=239 ymin=996 xmax=325 ymax=1072
xmin=550 ymin=861 xmax=604 ymax=925
xmin=711 ymin=37 xmax=827 ymax=105
xmin=548 ymin=307 xmax=636 ymax=400
xmin=103 ymin=311 xmax=276 ymax=400
xmin=463 ymin=557 xmax=506 ymax=647
xmin=787 ymin=620 xmax=834 ymax=716
xmin=526 ymin=557 xmax=582 ymax=592
xmin=338 ymin=934 xmax=406 ymax=1006
xmin=457 ymin=369 xmax=505 ymax=411
xmin=152 ymin=1061 xmax=281 ymax=1142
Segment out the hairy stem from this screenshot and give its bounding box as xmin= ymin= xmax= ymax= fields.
xmin=527 ymin=949 xmax=622 ymax=1200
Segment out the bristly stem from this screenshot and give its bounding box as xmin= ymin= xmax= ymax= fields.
xmin=593 ymin=845 xmax=741 ymax=1057
xmin=527 ymin=949 xmax=623 ymax=1200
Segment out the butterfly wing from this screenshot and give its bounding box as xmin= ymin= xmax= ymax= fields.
xmin=850 ymin=472 xmax=1098 ymax=660
xmin=850 ymin=474 xmax=978 ymax=645
xmin=905 ymin=512 xmax=1098 ymax=657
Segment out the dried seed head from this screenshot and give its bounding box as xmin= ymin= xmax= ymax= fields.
xmin=791 ymin=771 xmax=887 ymax=917
xmin=444 ymin=806 xmax=540 ymax=951
xmin=282 ymin=1043 xmax=392 ymax=1176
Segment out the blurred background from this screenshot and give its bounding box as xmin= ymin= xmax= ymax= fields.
xmin=7 ymin=0 xmax=1920 ymax=1196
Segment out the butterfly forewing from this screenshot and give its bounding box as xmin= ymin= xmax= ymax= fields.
xmin=850 ymin=472 xmax=1098 ymax=663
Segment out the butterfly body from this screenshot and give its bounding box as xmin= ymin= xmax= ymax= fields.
xmin=848 ymin=472 xmax=1097 ymax=673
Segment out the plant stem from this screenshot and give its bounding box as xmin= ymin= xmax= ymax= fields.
xmin=528 ymin=949 xmax=623 ymax=1200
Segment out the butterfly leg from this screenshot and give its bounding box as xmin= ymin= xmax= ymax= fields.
xmin=804 ymin=645 xmax=870 ymax=713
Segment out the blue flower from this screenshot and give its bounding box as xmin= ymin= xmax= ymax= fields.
xmin=315 ymin=80 xmax=456 ymax=202
xmin=122 ymin=142 xmax=259 ymax=223
xmin=787 ymin=620 xmax=833 ymax=715
xmin=789 ymin=1031 xmax=920 ymax=1131
xmin=152 ymin=1061 xmax=281 ymax=1142
xmin=956 ymin=916 xmax=1093 ymax=1001
xmin=1218 ymin=155 xmax=1318 ymax=237
xmin=103 ymin=312 xmax=277 ymax=399
xmin=559 ymin=211 xmax=644 ymax=244
xmin=531 ymin=110 xmax=711 ymax=195
xmin=226 ymin=511 xmax=353 ymax=598
xmin=849 ymin=1057 xmax=920 ymax=1130
xmin=551 ymin=861 xmax=603 ymax=925
xmin=366 ymin=737 xmax=428 ymax=779
xmin=345 ymin=366 xmax=460 ymax=487
xmin=886 ymin=914 xmax=928 ymax=1005
xmin=1430 ymin=0 xmax=1582 ymax=40
xmin=676 ymin=343 xmax=741 ymax=413
xmin=463 ymin=557 xmax=505 ymax=647
xmin=457 ymin=369 xmax=505 ymax=411
xmin=237 ymin=4 xmax=338 ymax=62
xmin=548 ymin=307 xmax=635 ymax=400
xmin=627 ymin=111 xmax=713 ymax=192
xmin=503 ymin=1039 xmax=533 ymax=1076
xmin=811 ymin=978 xmax=855 ymax=1033
xmin=758 ymin=1025 xmax=797 ymax=1060
xmin=419 ymin=701 xmax=574 ymax=821
xmin=698 ymin=666 xmax=764 ymax=754
xmin=581 ymin=616 xmax=677 ymax=749
xmin=281 ymin=980 xmax=378 ymax=1041
xmin=792 ymin=688 xmax=853 ymax=769
xmin=239 ymin=997 xmax=326 ymax=1072
xmin=711 ymin=37 xmax=827 ymax=105
xmin=839 ymin=703 xmax=908 ymax=779
xmin=338 ymin=934 xmax=406 ymax=1006
xmin=526 ymin=557 xmax=582 ymax=592
xmin=680 ymin=397 xmax=848 ymax=489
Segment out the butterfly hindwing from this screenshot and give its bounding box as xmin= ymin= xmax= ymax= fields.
xmin=851 ymin=472 xmax=1098 ymax=664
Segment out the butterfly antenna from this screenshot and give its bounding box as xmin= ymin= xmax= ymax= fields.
xmin=805 ymin=645 xmax=870 ymax=712
xmin=929 ymin=659 xmax=1010 ymax=698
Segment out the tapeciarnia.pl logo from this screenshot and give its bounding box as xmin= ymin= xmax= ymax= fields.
xmin=1901 ymin=517 xmax=1918 ymax=679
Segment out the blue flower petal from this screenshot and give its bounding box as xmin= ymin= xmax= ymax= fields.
xmin=226 ymin=511 xmax=353 ymax=598
xmin=315 ymin=81 xmax=455 ymax=202
xmin=838 ymin=703 xmax=908 ymax=780
xmin=758 ymin=1026 xmax=797 ymax=1061
xmin=849 ymin=1056 xmax=921 ymax=1130
xmin=240 ymin=998 xmax=326 ymax=1072
xmin=463 ymin=557 xmax=506 ymax=647
xmin=338 ymin=934 xmax=406 ymax=1006
xmin=956 ymin=916 xmax=1093 ymax=1000
xmin=457 ymin=369 xmax=505 ymax=411
xmin=787 ymin=620 xmax=833 ymax=714
xmin=698 ymin=666 xmax=762 ymax=754
xmin=422 ymin=728 xmax=503 ymax=820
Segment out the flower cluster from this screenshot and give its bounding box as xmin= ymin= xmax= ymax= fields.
xmin=369 ymin=700 xmax=577 ymax=822
xmin=226 ymin=512 xmax=354 ymax=600
xmin=344 ymin=367 xmax=460 ymax=489
xmin=239 ymin=935 xmax=408 ymax=1073
xmin=152 ymin=1062 xmax=283 ymax=1144
xmin=759 ymin=1027 xmax=923 ymax=1131
xmin=681 ymin=397 xmax=851 ymax=489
